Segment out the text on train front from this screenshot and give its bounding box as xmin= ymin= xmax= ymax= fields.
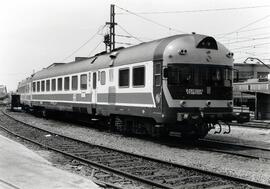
xmin=164 ymin=64 xmax=232 ymax=100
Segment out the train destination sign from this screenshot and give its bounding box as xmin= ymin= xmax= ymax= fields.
xmin=186 ymin=89 xmax=203 ymax=95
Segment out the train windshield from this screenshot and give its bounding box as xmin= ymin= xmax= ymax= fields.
xmin=167 ymin=64 xmax=232 ymax=87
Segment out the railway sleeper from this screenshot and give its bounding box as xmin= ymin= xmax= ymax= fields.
xmin=177 ymin=181 xmax=229 ymax=189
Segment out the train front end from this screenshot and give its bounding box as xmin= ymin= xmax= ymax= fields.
xmin=161 ymin=34 xmax=234 ymax=138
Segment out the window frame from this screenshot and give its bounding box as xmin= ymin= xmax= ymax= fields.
xmin=32 ymin=82 xmax=36 ymax=92
xmin=64 ymin=77 xmax=70 ymax=91
xmin=72 ymin=75 xmax=78 ymax=90
xmin=46 ymin=79 xmax=50 ymax=92
xmin=132 ymin=66 xmax=145 ymax=88
xmin=41 ymin=80 xmax=45 ymax=92
xmin=119 ymin=68 xmax=130 ymax=88
xmin=100 ymin=71 xmax=106 ymax=85
xmin=52 ymin=79 xmax=56 ymax=91
xmin=58 ymin=78 xmax=63 ymax=91
xmin=37 ymin=81 xmax=40 ymax=92
xmin=80 ymin=74 xmax=87 ymax=90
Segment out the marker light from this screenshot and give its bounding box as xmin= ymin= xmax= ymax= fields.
xmin=178 ymin=49 xmax=187 ymax=55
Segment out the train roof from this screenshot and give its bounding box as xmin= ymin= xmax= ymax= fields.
xmin=31 ymin=34 xmax=225 ymax=80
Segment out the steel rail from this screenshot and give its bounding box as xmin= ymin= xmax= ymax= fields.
xmin=2 ymin=109 xmax=270 ymax=188
xmin=197 ymin=138 xmax=270 ymax=160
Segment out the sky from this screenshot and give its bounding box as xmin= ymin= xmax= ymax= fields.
xmin=1 ymin=0 xmax=270 ymax=91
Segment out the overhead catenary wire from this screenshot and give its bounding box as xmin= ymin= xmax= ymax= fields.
xmin=230 ymin=42 xmax=270 ymax=50
xmin=219 ymin=32 xmax=270 ymax=42
xmin=117 ymin=24 xmax=144 ymax=43
xmin=217 ymin=14 xmax=270 ymax=39
xmin=215 ymin=25 xmax=270 ymax=37
xmin=61 ymin=25 xmax=106 ymax=62
xmin=88 ymin=40 xmax=104 ymax=57
xmin=115 ymin=5 xmax=186 ymax=34
xmin=223 ymin=36 xmax=270 ymax=45
xmin=116 ymin=5 xmax=270 ymax=15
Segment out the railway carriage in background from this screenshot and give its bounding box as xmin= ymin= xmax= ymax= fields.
xmin=17 ymin=33 xmax=235 ymax=138
xmin=0 ymin=85 xmax=8 ymax=102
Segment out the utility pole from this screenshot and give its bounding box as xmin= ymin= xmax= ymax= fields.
xmin=105 ymin=4 xmax=117 ymax=52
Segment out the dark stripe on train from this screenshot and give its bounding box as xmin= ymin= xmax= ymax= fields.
xmin=32 ymin=92 xmax=154 ymax=105
xmin=97 ymin=93 xmax=154 ymax=104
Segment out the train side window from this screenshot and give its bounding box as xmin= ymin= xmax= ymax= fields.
xmin=52 ymin=79 xmax=56 ymax=91
xmin=119 ymin=68 xmax=129 ymax=87
xmin=41 ymin=80 xmax=45 ymax=92
xmin=98 ymin=71 xmax=100 ymax=81
xmin=101 ymin=71 xmax=106 ymax=85
xmin=46 ymin=79 xmax=50 ymax=91
xmin=32 ymin=82 xmax=36 ymax=92
xmin=133 ymin=66 xmax=145 ymax=87
xmin=64 ymin=77 xmax=70 ymax=91
xmin=58 ymin=78 xmax=63 ymax=91
xmin=155 ymin=63 xmax=161 ymax=86
xmin=37 ymin=81 xmax=40 ymax=92
xmin=72 ymin=76 xmax=78 ymax=90
xmin=93 ymin=72 xmax=96 ymax=89
xmin=109 ymin=69 xmax=113 ymax=82
xmin=80 ymin=74 xmax=87 ymax=90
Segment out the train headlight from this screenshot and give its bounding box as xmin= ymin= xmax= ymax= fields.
xmin=206 ymin=100 xmax=211 ymax=107
xmin=226 ymin=52 xmax=234 ymax=58
xmin=180 ymin=100 xmax=186 ymax=107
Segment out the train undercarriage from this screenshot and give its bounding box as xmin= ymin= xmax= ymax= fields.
xmin=18 ymin=103 xmax=234 ymax=139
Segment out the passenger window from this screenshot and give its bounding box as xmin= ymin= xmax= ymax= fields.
xmin=109 ymin=69 xmax=114 ymax=82
xmin=46 ymin=80 xmax=50 ymax=91
xmin=72 ymin=76 xmax=78 ymax=90
xmin=133 ymin=66 xmax=145 ymax=87
xmin=52 ymin=79 xmax=56 ymax=91
xmin=80 ymin=74 xmax=87 ymax=90
xmin=101 ymin=71 xmax=106 ymax=85
xmin=64 ymin=77 xmax=70 ymax=91
xmin=32 ymin=82 xmax=36 ymax=92
xmin=41 ymin=81 xmax=45 ymax=92
xmin=93 ymin=72 xmax=97 ymax=89
xmin=119 ymin=68 xmax=129 ymax=87
xmin=37 ymin=81 xmax=40 ymax=92
xmin=58 ymin=78 xmax=63 ymax=91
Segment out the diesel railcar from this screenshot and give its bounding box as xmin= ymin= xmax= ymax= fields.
xmin=17 ymin=34 xmax=234 ymax=138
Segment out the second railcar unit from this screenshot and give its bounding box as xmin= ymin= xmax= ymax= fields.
xmin=17 ymin=34 xmax=234 ymax=138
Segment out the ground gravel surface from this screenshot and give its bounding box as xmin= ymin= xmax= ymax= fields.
xmin=8 ymin=111 xmax=270 ymax=185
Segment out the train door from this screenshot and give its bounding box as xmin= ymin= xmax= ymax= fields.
xmin=92 ymin=72 xmax=97 ymax=106
xmin=153 ymin=61 xmax=163 ymax=113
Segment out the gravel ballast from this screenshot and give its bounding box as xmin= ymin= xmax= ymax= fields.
xmin=7 ymin=111 xmax=270 ymax=185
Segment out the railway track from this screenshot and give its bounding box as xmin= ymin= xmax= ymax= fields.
xmin=0 ymin=109 xmax=269 ymax=188
xmin=197 ymin=138 xmax=270 ymax=160
xmin=230 ymin=121 xmax=270 ymax=129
